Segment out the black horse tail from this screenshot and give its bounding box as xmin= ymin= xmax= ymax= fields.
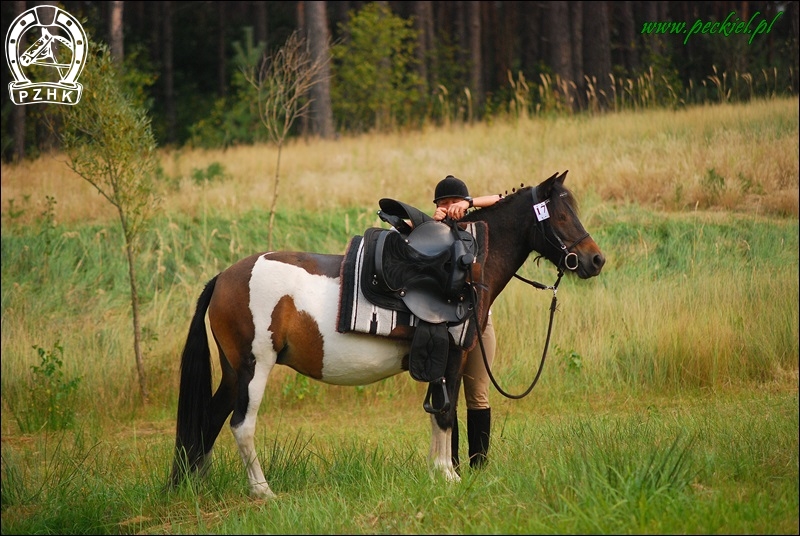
xmin=169 ymin=275 xmax=217 ymax=489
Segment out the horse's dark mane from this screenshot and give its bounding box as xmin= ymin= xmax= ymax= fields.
xmin=460 ymin=186 xmax=525 ymax=223
xmin=461 ymin=180 xmax=578 ymax=223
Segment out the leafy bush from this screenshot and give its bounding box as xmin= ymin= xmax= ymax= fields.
xmin=11 ymin=342 xmax=81 ymax=433
xmin=191 ymin=162 xmax=230 ymax=185
xmin=331 ymin=3 xmax=423 ymax=132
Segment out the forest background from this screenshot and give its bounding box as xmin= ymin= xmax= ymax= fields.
xmin=1 ymin=0 xmax=799 ymax=162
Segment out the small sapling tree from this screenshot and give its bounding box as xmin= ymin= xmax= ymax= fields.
xmin=243 ymin=30 xmax=330 ymax=250
xmin=59 ymin=43 xmax=160 ymax=404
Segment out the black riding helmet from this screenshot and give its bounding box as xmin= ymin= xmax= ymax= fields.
xmin=433 ymin=175 xmax=470 ymax=204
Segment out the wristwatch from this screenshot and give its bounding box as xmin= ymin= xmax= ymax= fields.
xmin=465 ymin=197 xmax=473 ymax=208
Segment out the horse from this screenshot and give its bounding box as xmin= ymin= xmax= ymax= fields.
xmin=168 ymin=170 xmax=605 ymax=498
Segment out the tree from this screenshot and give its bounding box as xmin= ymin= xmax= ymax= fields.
xmin=4 ymin=0 xmax=798 ymax=159
xmin=244 ymin=30 xmax=330 ymax=249
xmin=59 ymin=43 xmax=161 ymax=404
xmin=583 ymin=1 xmax=612 ymax=108
xmin=467 ymin=1 xmax=483 ymax=115
xmin=11 ymin=0 xmax=26 ymax=162
xmin=217 ymin=2 xmax=227 ymax=98
xmin=330 ymin=2 xmax=422 ymax=132
xmin=569 ymin=1 xmax=584 ymax=107
xmin=306 ymin=1 xmax=335 ymax=139
xmin=412 ymin=1 xmax=436 ymax=96
xmin=545 ymin=0 xmax=574 ymax=106
xmin=253 ymin=1 xmax=268 ymax=48
xmin=162 ymin=0 xmax=176 ymax=144
xmin=617 ymin=0 xmax=639 ymax=76
xmin=109 ymin=1 xmax=124 ymax=66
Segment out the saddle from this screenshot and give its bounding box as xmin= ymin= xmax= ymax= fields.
xmin=360 ymin=198 xmax=477 ymax=324
xmin=350 ymin=198 xmax=483 ymax=412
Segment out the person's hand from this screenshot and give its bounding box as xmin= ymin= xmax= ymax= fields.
xmin=445 ymin=200 xmax=469 ymax=220
xmin=433 ymin=206 xmax=448 ymax=221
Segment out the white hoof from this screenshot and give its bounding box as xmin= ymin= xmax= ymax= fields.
xmin=430 ymin=461 xmax=461 ymax=483
xmin=251 ymin=482 xmax=277 ymax=499
xmin=445 ymin=468 xmax=461 ymax=482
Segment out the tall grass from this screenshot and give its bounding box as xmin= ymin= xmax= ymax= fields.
xmin=432 ymin=66 xmax=795 ymax=128
xmin=1 ymin=202 xmax=796 ymax=425
xmin=508 ymin=65 xmax=795 ymax=117
xmin=1 ymin=98 xmax=797 ymax=533
xmin=491 ymin=204 xmax=798 ymax=393
xmin=1 ymin=97 xmax=797 ymax=230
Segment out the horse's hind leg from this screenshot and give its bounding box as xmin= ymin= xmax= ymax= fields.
xmin=230 ymin=352 xmax=277 ymax=498
xmin=198 ymin=352 xmax=238 ymax=474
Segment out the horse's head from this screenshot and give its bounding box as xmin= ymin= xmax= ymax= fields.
xmin=464 ymin=171 xmax=605 ymax=280
xmin=527 ymin=170 xmax=605 ymax=278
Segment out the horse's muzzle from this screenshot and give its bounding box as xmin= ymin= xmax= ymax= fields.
xmin=575 ymin=243 xmax=605 ymax=278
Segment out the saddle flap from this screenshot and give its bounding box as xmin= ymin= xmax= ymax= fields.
xmin=408 ymin=321 xmax=450 ymax=383
xmin=402 ymin=278 xmax=469 ymax=323
xmin=338 ymin=221 xmax=490 ymax=350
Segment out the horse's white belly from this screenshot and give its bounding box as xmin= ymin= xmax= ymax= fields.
xmin=320 ymin=332 xmax=408 ymax=385
xmin=250 ymin=258 xmax=409 ymax=386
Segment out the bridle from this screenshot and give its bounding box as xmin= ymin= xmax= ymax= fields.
xmin=468 ymin=185 xmax=593 ymax=399
xmin=530 ymin=186 xmax=590 ymax=272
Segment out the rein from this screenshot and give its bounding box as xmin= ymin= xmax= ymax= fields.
xmin=467 ymin=185 xmax=587 ymax=399
xmin=468 ymin=268 xmax=563 ymax=399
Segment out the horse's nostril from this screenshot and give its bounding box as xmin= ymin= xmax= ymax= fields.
xmin=592 ymin=253 xmax=606 ymax=270
xmin=594 ymin=254 xmax=606 ymax=269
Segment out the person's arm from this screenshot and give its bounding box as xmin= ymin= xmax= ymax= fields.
xmin=435 ymin=193 xmax=503 ymax=221
xmin=469 ymin=193 xmax=503 ymax=209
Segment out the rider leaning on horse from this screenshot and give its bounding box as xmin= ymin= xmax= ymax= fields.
xmin=431 ymin=175 xmax=503 ymax=471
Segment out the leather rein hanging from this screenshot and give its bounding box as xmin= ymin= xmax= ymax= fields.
xmin=467 ymin=186 xmax=590 ymax=400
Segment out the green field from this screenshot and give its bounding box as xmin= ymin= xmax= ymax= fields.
xmin=1 ymin=98 xmax=798 ymax=534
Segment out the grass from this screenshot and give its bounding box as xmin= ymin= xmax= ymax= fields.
xmin=1 ymin=390 xmax=796 ymax=534
xmin=1 ymin=97 xmax=798 ymax=534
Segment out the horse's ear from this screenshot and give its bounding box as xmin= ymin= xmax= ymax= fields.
xmin=538 ymin=171 xmax=560 ymax=198
xmin=556 ymin=170 xmax=568 ymax=184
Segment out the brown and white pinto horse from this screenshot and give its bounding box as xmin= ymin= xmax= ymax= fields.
xmin=169 ymin=170 xmax=605 ymax=498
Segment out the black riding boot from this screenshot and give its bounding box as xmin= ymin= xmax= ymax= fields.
xmin=451 ymin=410 xmax=461 ymax=474
xmin=467 ymin=408 xmax=491 ymax=469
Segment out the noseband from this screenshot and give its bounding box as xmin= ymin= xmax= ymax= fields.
xmin=531 ymin=186 xmax=590 ymax=271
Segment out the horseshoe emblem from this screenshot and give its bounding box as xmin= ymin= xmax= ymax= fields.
xmin=5 ymin=5 xmax=87 ymax=105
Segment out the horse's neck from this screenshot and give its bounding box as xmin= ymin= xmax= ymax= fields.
xmin=485 ymin=236 xmax=531 ymax=304
xmin=478 ymin=200 xmax=536 ymax=304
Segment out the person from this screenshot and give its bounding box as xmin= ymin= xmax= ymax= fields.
xmin=431 ymin=175 xmax=503 ymax=470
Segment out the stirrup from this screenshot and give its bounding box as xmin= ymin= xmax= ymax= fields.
xmin=423 ymin=377 xmax=450 ymax=414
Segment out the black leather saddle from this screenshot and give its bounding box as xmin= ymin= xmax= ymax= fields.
xmin=359 ymin=198 xmax=478 ymax=324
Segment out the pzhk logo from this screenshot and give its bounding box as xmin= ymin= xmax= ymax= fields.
xmin=5 ymin=5 xmax=87 ymax=105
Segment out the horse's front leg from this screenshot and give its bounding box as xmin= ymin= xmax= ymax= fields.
xmin=428 ymin=344 xmax=464 ymax=482
xmin=429 ymin=414 xmax=459 ymax=482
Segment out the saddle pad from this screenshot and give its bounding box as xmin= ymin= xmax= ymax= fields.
xmin=337 ymin=223 xmax=487 ymax=350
